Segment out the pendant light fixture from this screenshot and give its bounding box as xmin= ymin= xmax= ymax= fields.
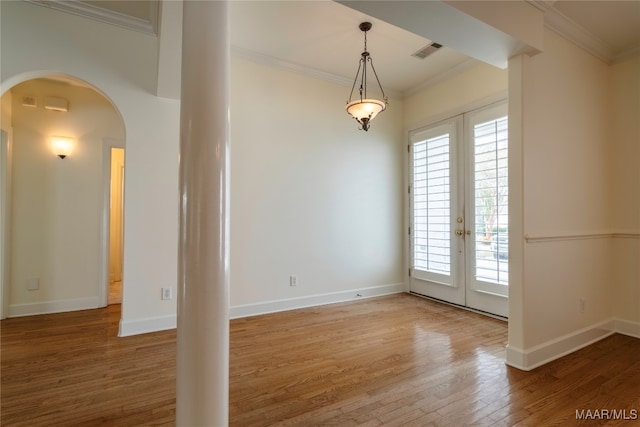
xmin=346 ymin=22 xmax=388 ymax=131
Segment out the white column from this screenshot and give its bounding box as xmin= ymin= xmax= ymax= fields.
xmin=177 ymin=1 xmax=230 ymax=426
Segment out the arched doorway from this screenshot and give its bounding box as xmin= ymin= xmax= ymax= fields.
xmin=0 ymin=73 xmax=126 ymax=326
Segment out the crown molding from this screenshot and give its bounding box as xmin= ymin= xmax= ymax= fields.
xmin=528 ymin=0 xmax=614 ymax=64
xmin=24 ymin=0 xmax=159 ymax=36
xmin=231 ymin=45 xmax=403 ymax=100
xmin=613 ymin=46 xmax=640 ymax=64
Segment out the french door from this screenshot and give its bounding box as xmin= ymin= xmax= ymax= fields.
xmin=409 ymin=102 xmax=508 ymax=318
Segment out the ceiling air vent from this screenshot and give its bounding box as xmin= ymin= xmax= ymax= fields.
xmin=44 ymin=97 xmax=69 ymax=112
xmin=22 ymin=96 xmax=37 ymax=108
xmin=411 ymin=42 xmax=443 ymax=60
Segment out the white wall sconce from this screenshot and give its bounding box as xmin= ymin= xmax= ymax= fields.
xmin=50 ymin=136 xmax=75 ymax=159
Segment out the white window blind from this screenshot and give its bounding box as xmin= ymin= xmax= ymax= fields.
xmin=413 ymin=133 xmax=451 ymax=276
xmin=473 ymin=116 xmax=508 ymax=285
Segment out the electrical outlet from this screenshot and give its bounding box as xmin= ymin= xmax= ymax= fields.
xmin=161 ymin=287 xmax=172 ymax=300
xmin=289 ymin=275 xmax=298 ymax=287
xmin=579 ymin=297 xmax=586 ymax=314
xmin=27 ymin=277 xmax=39 ymax=291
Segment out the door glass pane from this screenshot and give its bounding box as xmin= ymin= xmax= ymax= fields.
xmin=413 ymin=133 xmax=451 ymax=276
xmin=473 ymin=116 xmax=508 ymax=285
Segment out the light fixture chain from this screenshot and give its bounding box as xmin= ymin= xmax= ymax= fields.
xmin=362 ymin=30 xmax=368 ymax=99
xmin=364 ymin=29 xmax=367 ymax=53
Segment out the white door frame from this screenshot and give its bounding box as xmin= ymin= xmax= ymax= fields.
xmin=0 ymin=130 xmax=12 ymax=320
xmin=408 ymin=116 xmax=466 ymax=306
xmin=100 ymin=138 xmax=124 ymax=307
xmin=463 ymin=101 xmax=509 ymax=317
xmin=407 ymin=97 xmax=509 ymax=318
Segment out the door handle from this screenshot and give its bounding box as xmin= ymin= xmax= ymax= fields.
xmin=455 ymin=229 xmax=464 ymax=236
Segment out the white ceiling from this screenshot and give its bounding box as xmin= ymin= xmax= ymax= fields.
xmin=552 ymin=0 xmax=640 ymax=55
xmin=28 ymin=0 xmax=640 ymax=97
xmin=229 ymin=0 xmax=476 ymax=96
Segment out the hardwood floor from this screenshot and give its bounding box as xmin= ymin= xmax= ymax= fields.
xmin=108 ymin=280 xmax=122 ymax=305
xmin=1 ymin=294 xmax=639 ymax=426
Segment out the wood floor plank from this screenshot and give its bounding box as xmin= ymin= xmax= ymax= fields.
xmin=2 ymin=294 xmax=639 ymax=426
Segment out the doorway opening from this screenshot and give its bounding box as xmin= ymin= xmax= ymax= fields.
xmin=0 ymin=74 xmax=126 ymax=322
xmin=408 ymin=101 xmax=508 ymax=318
xmin=108 ymin=147 xmax=125 ymax=305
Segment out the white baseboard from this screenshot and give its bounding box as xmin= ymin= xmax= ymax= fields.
xmin=118 ymin=314 xmax=177 ymax=337
xmin=8 ymin=296 xmax=100 ymax=317
xmin=229 ymin=283 xmax=405 ymax=319
xmin=116 ymin=283 xmax=404 ymax=336
xmin=613 ymin=318 xmax=640 ymax=339
xmin=506 ymin=319 xmax=616 ymax=371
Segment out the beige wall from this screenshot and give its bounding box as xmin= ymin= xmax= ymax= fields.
xmin=7 ymin=79 xmax=123 ymax=313
xmin=0 ymin=90 xmax=11 ymax=130
xmin=611 ymin=57 xmax=640 ymax=324
xmin=523 ymin=30 xmax=613 ymax=347
xmin=230 ymin=56 xmax=405 ymax=308
xmin=508 ymin=29 xmax=639 ymax=365
xmin=403 ymin=62 xmax=508 ymax=129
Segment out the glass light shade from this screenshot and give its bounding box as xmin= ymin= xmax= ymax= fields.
xmin=50 ymin=136 xmax=74 ymax=159
xmin=346 ymin=99 xmax=386 ymax=127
